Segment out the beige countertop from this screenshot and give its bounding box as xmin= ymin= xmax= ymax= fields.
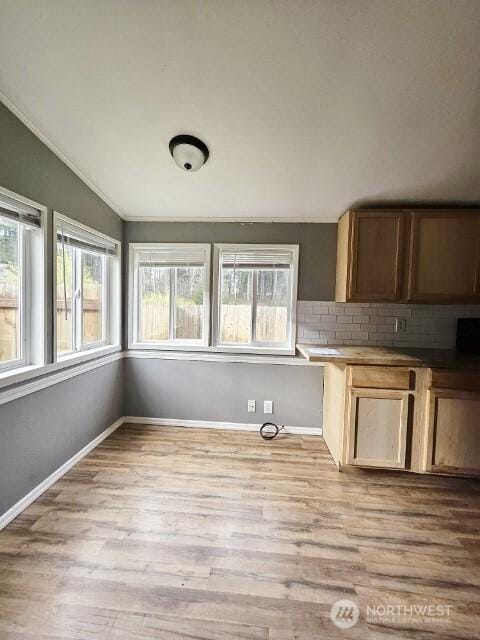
xmin=297 ymin=344 xmax=480 ymax=369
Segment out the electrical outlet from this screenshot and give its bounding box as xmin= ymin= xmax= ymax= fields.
xmin=394 ymin=318 xmax=407 ymax=333
xmin=247 ymin=399 xmax=256 ymax=413
xmin=264 ymin=400 xmax=273 ymax=414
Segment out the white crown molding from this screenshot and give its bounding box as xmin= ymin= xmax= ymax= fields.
xmin=0 ymin=417 xmax=124 ymax=530
xmin=123 ymin=416 xmax=322 ymax=436
xmin=123 ymin=216 xmax=340 ymax=223
xmin=0 ymin=90 xmax=124 ymax=219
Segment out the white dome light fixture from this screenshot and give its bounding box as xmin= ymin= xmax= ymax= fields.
xmin=169 ymin=134 xmax=209 ymax=172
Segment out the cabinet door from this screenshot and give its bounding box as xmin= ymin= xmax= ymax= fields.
xmin=407 ymin=211 xmax=480 ymax=302
xmin=347 ymin=389 xmax=409 ymax=469
xmin=348 ymin=211 xmax=405 ymax=301
xmin=425 ymin=389 xmax=480 ymax=476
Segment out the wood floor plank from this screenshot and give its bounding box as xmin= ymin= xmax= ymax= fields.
xmin=0 ymin=424 xmax=479 ymax=639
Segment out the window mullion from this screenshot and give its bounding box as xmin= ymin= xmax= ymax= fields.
xmin=136 ymin=263 xmax=142 ymax=343
xmin=68 ymin=248 xmax=73 ymax=352
xmin=73 ymin=249 xmax=77 ymax=351
xmin=251 ymin=269 xmax=257 ymax=345
xmin=169 ymin=267 xmax=175 ymax=341
xmin=20 ymin=226 xmax=27 ymax=364
xmin=102 ymin=255 xmax=107 ymax=343
xmin=75 ymin=249 xmax=82 ymax=351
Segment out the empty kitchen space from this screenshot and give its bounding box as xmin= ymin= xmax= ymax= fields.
xmin=0 ymin=2 xmax=479 ymax=639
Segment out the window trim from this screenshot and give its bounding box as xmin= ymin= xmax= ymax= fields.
xmin=0 ymin=222 xmax=26 ymax=373
xmin=53 ymin=211 xmax=121 ymax=363
xmin=128 ymin=243 xmax=211 ymax=351
xmin=0 ymin=186 xmax=47 ymax=376
xmin=212 ymin=243 xmax=299 ymax=355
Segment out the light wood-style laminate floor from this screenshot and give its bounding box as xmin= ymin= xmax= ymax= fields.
xmin=0 ymin=424 xmax=479 ymax=639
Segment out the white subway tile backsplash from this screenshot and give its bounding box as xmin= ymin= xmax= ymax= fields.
xmin=335 ymin=331 xmax=352 ymax=339
xmin=318 ymin=322 xmax=337 ymax=330
xmin=351 ymin=331 xmax=369 ymax=340
xmin=349 ymin=307 xmax=366 ymax=315
xmin=336 ymin=323 xmax=361 ymax=332
xmin=390 ymin=310 xmax=407 ymax=317
xmin=319 ymin=331 xmax=336 ymax=340
xmin=378 ymin=323 xmax=394 ymax=332
xmin=330 ymin=306 xmax=344 ymax=315
xmin=297 ymin=300 xmax=480 ymax=349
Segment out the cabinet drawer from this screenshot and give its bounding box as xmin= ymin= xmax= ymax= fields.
xmin=430 ymin=369 xmax=480 ymax=392
xmin=351 ymin=366 xmax=414 ymax=390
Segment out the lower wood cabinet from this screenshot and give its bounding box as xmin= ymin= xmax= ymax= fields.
xmin=322 ymin=363 xmax=480 ymax=478
xmin=346 ymin=388 xmax=409 ymax=469
xmin=425 ymin=389 xmax=480 ymax=476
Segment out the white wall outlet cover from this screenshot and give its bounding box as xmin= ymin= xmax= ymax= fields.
xmin=264 ymin=400 xmax=273 ymax=414
xmin=247 ymin=400 xmax=256 ymax=413
xmin=394 ymin=318 xmax=407 ymax=333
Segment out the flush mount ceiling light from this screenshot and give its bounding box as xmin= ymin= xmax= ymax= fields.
xmin=169 ymin=134 xmax=209 ymax=172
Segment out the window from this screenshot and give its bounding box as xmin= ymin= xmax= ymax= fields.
xmin=214 ymin=244 xmax=299 ymax=354
xmin=0 ymin=188 xmax=46 ymax=374
xmin=55 ymin=214 xmax=121 ymax=359
xmin=0 ymin=217 xmax=23 ymax=369
xmin=129 ymin=244 xmax=210 ymax=348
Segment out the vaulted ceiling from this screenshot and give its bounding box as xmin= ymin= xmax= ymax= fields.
xmin=1 ymin=0 xmax=479 ymax=221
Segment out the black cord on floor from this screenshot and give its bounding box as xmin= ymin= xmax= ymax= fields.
xmin=260 ymin=422 xmax=285 ymax=440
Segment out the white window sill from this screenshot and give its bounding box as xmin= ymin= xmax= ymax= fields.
xmin=213 ymin=345 xmax=295 ymax=356
xmin=125 ymin=348 xmax=320 ymax=366
xmin=0 ymin=344 xmax=122 ymax=390
xmin=128 ymin=343 xmax=295 ymax=356
xmin=57 ymin=344 xmax=121 ymax=365
xmin=129 ymin=342 xmax=209 ymax=352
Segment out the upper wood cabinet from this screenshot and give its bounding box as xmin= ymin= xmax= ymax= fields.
xmin=336 ymin=210 xmax=405 ymax=302
xmin=336 ymin=209 xmax=480 ymax=303
xmin=407 ymin=211 xmax=480 ymax=302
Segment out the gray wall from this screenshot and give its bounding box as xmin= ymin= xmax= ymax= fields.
xmin=0 ymin=102 xmax=123 ymax=362
xmin=0 ymin=360 xmax=123 ymax=515
xmin=0 ymin=103 xmax=124 ymax=516
xmin=124 ymin=358 xmax=323 ymax=430
xmin=122 ymin=221 xmax=333 ymax=430
xmin=124 ymin=221 xmax=337 ymax=300
xmin=123 ymin=220 xmax=337 ymax=346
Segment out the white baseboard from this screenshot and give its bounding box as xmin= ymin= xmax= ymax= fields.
xmin=123 ymin=416 xmax=322 ymax=436
xmin=0 ymin=417 xmax=124 ymax=530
